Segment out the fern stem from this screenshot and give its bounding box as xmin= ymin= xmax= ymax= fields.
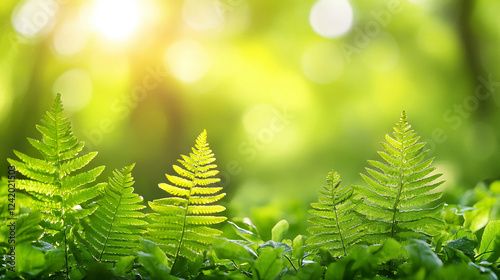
xmin=332 ymin=181 xmax=347 ymax=256
xmin=54 ymin=112 xmax=70 ymax=279
xmin=173 ymin=181 xmax=194 ymax=267
xmin=99 ymin=173 xmax=125 ymax=262
xmin=390 ymin=131 xmax=405 ymax=240
xmin=63 ymin=221 xmax=69 ymax=279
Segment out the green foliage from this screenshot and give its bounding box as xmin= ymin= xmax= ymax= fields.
xmin=306 ymin=171 xmax=363 ymax=256
xmin=461 ymin=180 xmax=500 ymax=232
xmin=356 ymin=111 xmax=444 ymax=244
xmin=272 ymin=220 xmax=289 ymax=242
xmin=253 ymin=247 xmax=285 ymax=280
xmin=479 ymin=221 xmax=500 ymax=262
xmin=7 ymin=93 xmax=105 ymax=276
xmin=75 ymin=164 xmax=147 ymax=265
xmin=324 ymin=238 xmax=403 ymax=280
xmin=147 ymin=130 xmax=227 ymax=267
xmin=3 ymin=98 xmax=500 ymax=280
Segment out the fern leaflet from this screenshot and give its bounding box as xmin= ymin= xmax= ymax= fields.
xmin=7 ymin=93 xmax=105 ymax=276
xmin=147 ymin=130 xmax=226 ymax=267
xmin=306 ymin=171 xmax=363 ymax=256
xmin=356 ymin=111 xmax=444 ymax=244
xmin=76 ymin=164 xmax=147 ymax=265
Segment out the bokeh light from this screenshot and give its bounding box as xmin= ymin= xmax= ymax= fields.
xmin=92 ymin=0 xmax=140 ymax=40
xmin=53 ymin=18 xmax=89 ymax=56
xmin=360 ymin=32 xmax=399 ymax=72
xmin=164 ymin=39 xmax=211 ymax=83
xmin=182 ymin=0 xmax=223 ymax=31
xmin=301 ymin=42 xmax=344 ymax=83
xmin=309 ymin=0 xmax=354 ymax=38
xmin=11 ymin=0 xmax=57 ymax=38
xmin=52 ymin=69 xmax=93 ymax=112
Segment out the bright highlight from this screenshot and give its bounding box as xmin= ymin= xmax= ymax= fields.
xmin=310 ymin=0 xmax=354 ymax=38
xmin=92 ymin=0 xmax=140 ymax=40
xmin=164 ymin=39 xmax=211 ymax=83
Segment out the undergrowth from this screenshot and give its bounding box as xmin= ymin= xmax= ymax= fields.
xmin=1 ymin=94 xmax=499 ymax=280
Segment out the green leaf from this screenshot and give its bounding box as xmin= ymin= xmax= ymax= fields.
xmin=282 ymin=262 xmax=324 ymax=280
xmin=112 ymin=256 xmax=137 ymax=277
xmin=75 ymin=164 xmax=146 ymax=265
xmin=228 ymin=220 xmax=263 ymax=244
xmin=489 ymin=180 xmax=500 ymax=194
xmin=478 ymin=220 xmax=500 ymax=262
xmin=15 ymin=243 xmax=46 ymax=276
xmin=253 ymin=247 xmax=284 ymax=280
xmin=6 ymin=93 xmax=106 ymax=277
xmin=464 ymin=196 xmax=496 ymax=232
xmin=357 ymin=111 xmax=444 ymax=244
xmin=306 ymin=171 xmax=363 ymax=256
xmin=369 ymin=238 xmax=403 ymax=264
xmin=444 ymin=204 xmax=475 ymax=226
xmin=272 ymin=220 xmax=289 ymax=242
xmin=444 ymin=237 xmax=476 ymax=261
xmin=14 ymin=241 xmax=64 ymax=277
xmin=212 ymin=238 xmax=254 ymax=262
xmin=147 ymin=130 xmax=226 ymax=268
xmin=14 ymin=211 xmax=43 ymax=244
xmin=402 ymin=240 xmax=442 ymax=277
xmin=292 ymin=235 xmax=306 ymax=260
xmin=138 ymin=239 xmax=174 ymax=280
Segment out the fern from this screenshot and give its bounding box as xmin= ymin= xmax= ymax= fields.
xmin=306 ymin=171 xmax=363 ymax=256
xmin=7 ymin=93 xmax=105 ymax=276
xmin=356 ymin=111 xmax=444 ymax=244
xmin=75 ymin=164 xmax=147 ymax=265
xmin=147 ymin=130 xmax=226 ymax=267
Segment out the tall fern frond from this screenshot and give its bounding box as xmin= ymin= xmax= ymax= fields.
xmin=306 ymin=171 xmax=363 ymax=256
xmin=7 ymin=93 xmax=105 ymax=275
xmin=147 ymin=130 xmax=226 ymax=267
xmin=76 ymin=164 xmax=147 ymax=265
xmin=356 ymin=111 xmax=444 ymax=244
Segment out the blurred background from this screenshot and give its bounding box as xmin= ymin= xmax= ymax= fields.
xmin=1 ymin=0 xmax=499 ymax=238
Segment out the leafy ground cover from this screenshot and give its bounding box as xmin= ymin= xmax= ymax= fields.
xmin=1 ymin=95 xmax=499 ymax=279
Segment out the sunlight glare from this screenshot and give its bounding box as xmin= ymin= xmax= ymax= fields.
xmin=52 ymin=69 xmax=93 ymax=112
xmin=12 ymin=0 xmax=57 ymax=38
xmin=310 ymin=0 xmax=354 ymax=38
xmin=92 ymin=0 xmax=140 ymax=40
xmin=164 ymin=39 xmax=211 ymax=83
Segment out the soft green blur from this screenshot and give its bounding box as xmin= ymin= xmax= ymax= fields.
xmin=1 ymin=0 xmax=499 ymax=238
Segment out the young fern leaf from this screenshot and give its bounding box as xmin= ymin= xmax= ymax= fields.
xmin=7 ymin=93 xmax=105 ymax=276
xmin=356 ymin=111 xmax=444 ymax=244
xmin=76 ymin=164 xmax=147 ymax=265
xmin=147 ymin=130 xmax=226 ymax=267
xmin=306 ymin=171 xmax=363 ymax=256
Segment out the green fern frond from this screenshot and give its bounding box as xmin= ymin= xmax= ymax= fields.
xmin=356 ymin=111 xmax=444 ymax=244
xmin=306 ymin=171 xmax=363 ymax=256
xmin=75 ymin=164 xmax=147 ymax=265
xmin=147 ymin=130 xmax=227 ymax=267
xmin=7 ymin=94 xmax=105 ymax=275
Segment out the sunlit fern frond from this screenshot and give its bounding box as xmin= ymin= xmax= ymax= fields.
xmin=75 ymin=164 xmax=147 ymax=266
xmin=306 ymin=171 xmax=363 ymax=256
xmin=7 ymin=93 xmax=105 ymax=275
xmin=356 ymin=111 xmax=444 ymax=244
xmin=147 ymin=130 xmax=226 ymax=267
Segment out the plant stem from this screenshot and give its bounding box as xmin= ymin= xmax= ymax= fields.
xmin=284 ymin=255 xmax=297 ymax=272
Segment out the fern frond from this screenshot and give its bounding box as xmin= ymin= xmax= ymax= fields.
xmin=147 ymin=130 xmax=226 ymax=267
xmin=306 ymin=171 xmax=364 ymax=256
xmin=76 ymin=164 xmax=147 ymax=265
xmin=356 ymin=111 xmax=444 ymax=244
xmin=7 ymin=94 xmax=105 ymax=276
